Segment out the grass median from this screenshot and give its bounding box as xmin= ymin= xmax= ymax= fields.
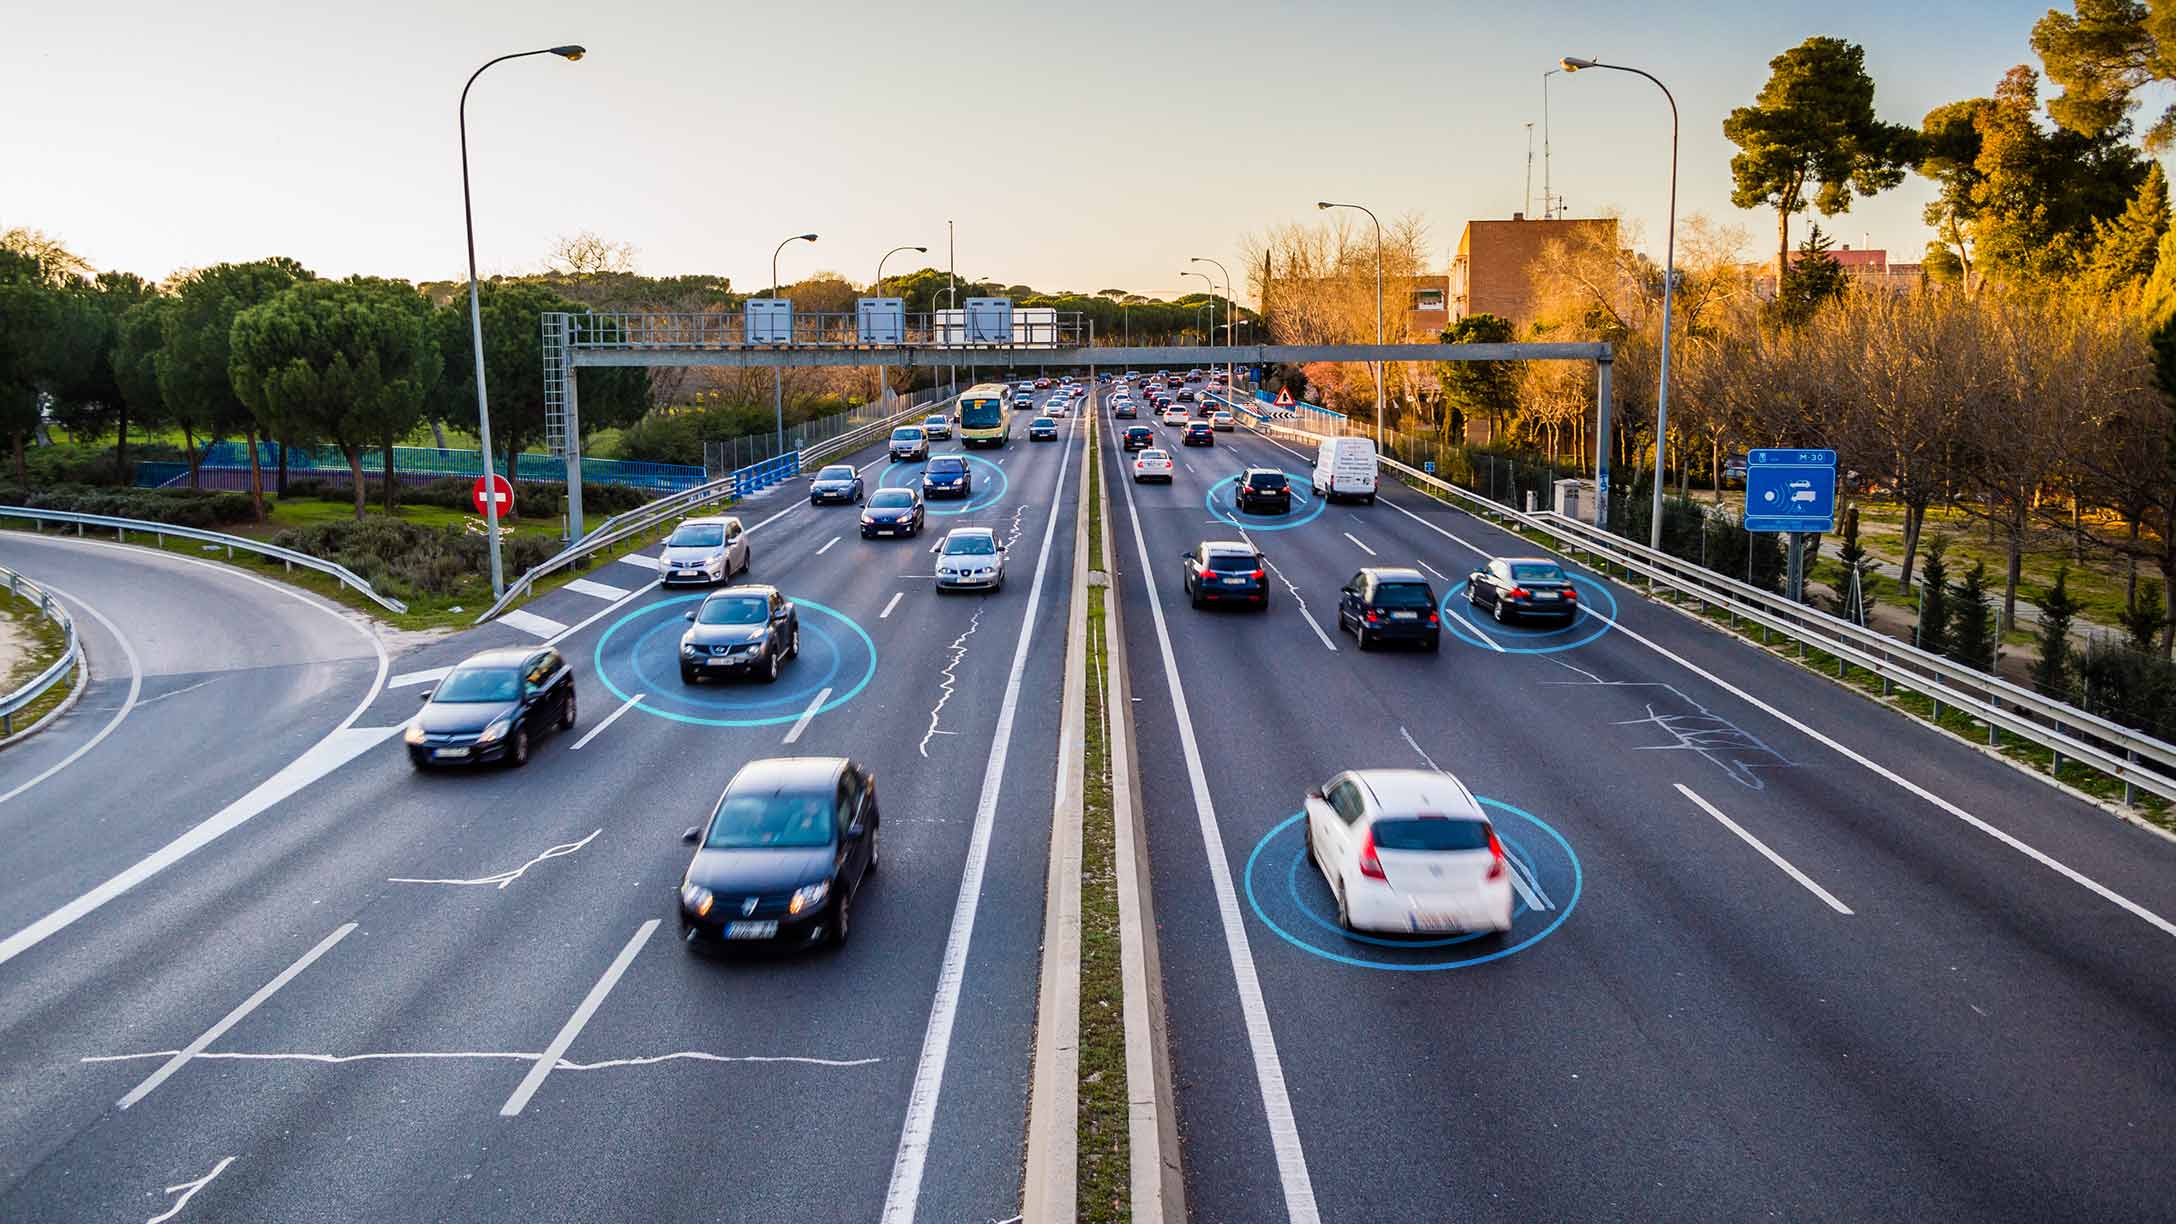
xmin=1077 ymin=426 xmax=1131 ymax=1221
xmin=2 ymin=582 xmax=74 ymax=734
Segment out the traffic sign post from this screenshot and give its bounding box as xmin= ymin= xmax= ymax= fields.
xmin=473 ymin=473 xmax=514 ymax=520
xmin=1745 ymin=449 xmax=1835 ymax=603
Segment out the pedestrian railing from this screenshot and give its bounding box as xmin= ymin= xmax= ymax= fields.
xmin=0 ymin=564 xmax=81 ymax=738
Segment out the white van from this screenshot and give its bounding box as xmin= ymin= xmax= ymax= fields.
xmin=1311 ymin=436 xmax=1378 ymax=504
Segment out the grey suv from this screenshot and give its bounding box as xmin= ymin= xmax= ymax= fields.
xmin=659 ymin=516 xmax=750 ymax=586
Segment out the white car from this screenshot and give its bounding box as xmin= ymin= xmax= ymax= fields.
xmin=932 ymin=527 xmax=1006 ymax=592
xmin=1132 ymin=448 xmax=1174 ymax=483
xmin=1212 ymin=411 xmax=1235 ymax=431
xmin=659 ymin=516 xmax=750 ymax=586
xmin=1048 ymin=400 xmax=1068 ymax=417
xmin=1305 ymin=769 xmax=1514 ymax=937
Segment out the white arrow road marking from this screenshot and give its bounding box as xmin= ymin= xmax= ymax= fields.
xmin=387 ymin=666 xmax=449 ymax=689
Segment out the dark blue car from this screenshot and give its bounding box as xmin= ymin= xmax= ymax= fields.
xmin=921 ymin=454 xmax=972 ymax=498
xmin=1182 ymin=541 xmax=1269 ymax=610
xmin=808 ymin=463 xmax=864 ymax=505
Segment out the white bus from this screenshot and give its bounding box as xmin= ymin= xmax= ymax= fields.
xmin=957 ymin=382 xmax=1016 ymax=447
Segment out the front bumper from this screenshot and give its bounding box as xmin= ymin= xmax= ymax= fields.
xmin=922 ymin=482 xmax=970 ymax=499
xmin=409 ymin=739 xmax=509 ymax=767
xmin=861 ymin=518 xmax=918 ymax=536
xmin=660 ymin=564 xmax=724 ymax=585
xmin=936 ymin=571 xmax=1002 ymax=590
xmin=811 ymin=487 xmax=857 ymax=503
xmin=681 ymin=647 xmax=770 ymax=677
xmin=680 ymin=901 xmax=831 ymax=947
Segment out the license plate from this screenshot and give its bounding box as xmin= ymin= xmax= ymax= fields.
xmin=725 ymin=921 xmax=777 ymax=940
xmin=1392 ymin=611 xmax=1418 ymax=620
xmin=706 ymin=656 xmax=737 ymax=667
xmin=876 ymin=528 xmax=895 ymax=536
xmin=1410 ymin=910 xmax=1458 ymax=932
xmin=1535 ymin=591 xmax=1560 ymax=600
xmin=434 ymin=747 xmax=470 ymax=759
xmin=1224 ymin=577 xmax=1248 ymax=585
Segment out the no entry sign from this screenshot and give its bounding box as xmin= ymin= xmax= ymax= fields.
xmin=472 ymin=473 xmax=514 ymax=518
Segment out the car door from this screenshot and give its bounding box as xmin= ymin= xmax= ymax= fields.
xmin=835 ymin=772 xmax=869 ymax=891
xmin=726 ymin=521 xmax=747 ymax=572
xmin=1338 ymin=574 xmax=1365 ymax=629
xmin=539 ymin=648 xmax=571 ymax=722
xmin=519 ymin=652 xmax=554 ymax=733
xmin=768 ymin=591 xmax=791 ymax=659
xmin=1309 ymin=776 xmax=1364 ymax=879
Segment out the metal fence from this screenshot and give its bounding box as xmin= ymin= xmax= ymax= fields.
xmin=702 ymin=400 xmax=903 ymax=478
xmin=0 ymin=564 xmax=81 ymax=738
xmin=568 ymin=311 xmax=1088 ymax=350
xmin=136 ymin=445 xmax=704 ymax=494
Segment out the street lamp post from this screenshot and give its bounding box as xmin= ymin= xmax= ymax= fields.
xmin=1182 ymin=270 xmax=1216 ymax=366
xmin=874 ymin=244 xmax=927 ymax=412
xmin=460 ymin=43 xmax=584 ymax=598
xmin=1561 ymin=56 xmax=1677 ymax=553
xmin=770 ymin=232 xmax=819 ymax=454
xmin=1190 ymin=256 xmax=1235 ymax=394
xmin=1316 ymin=201 xmax=1385 ymax=444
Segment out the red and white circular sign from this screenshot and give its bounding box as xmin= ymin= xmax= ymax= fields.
xmin=472 ymin=473 xmax=514 ymax=517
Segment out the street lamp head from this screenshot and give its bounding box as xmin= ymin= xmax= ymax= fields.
xmin=1560 ymin=56 xmax=1595 ymax=72
xmin=798 ymin=233 xmax=819 ymax=243
xmin=1315 ymin=201 xmax=1333 ymax=210
xmin=911 ymin=246 xmax=928 ymax=253
xmin=550 ymin=45 xmax=586 ymax=60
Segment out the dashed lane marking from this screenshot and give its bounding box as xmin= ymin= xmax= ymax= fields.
xmin=816 ymin=535 xmax=841 ymax=556
xmin=500 ymin=920 xmax=659 ymax=1117
xmin=571 ymin=692 xmax=645 ymax=751
xmin=387 ymin=666 xmax=449 ymax=689
xmin=782 ymin=687 xmax=834 ymax=745
xmin=880 ymin=592 xmax=905 ymax=619
xmin=1342 ymin=531 xmax=1376 ymax=557
xmin=498 ymin=608 xmax=568 ymax=639
xmin=1676 ymin=784 xmax=1852 ymax=916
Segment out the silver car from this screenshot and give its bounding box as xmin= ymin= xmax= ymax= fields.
xmin=932 ymin=527 xmax=1006 ymax=592
xmin=659 ymin=516 xmax=750 ymax=586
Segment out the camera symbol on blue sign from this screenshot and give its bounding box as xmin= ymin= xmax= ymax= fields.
xmin=1744 ymin=448 xmax=1836 ymax=533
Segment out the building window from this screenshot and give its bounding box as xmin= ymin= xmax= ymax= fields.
xmin=1412 ymin=289 xmax=1445 ymax=310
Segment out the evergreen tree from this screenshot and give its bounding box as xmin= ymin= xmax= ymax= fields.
xmin=1949 ymin=559 xmax=1999 ymax=672
xmin=1917 ymin=536 xmax=1953 ymax=655
xmin=2085 ymin=162 xmax=2170 ymax=294
xmin=2121 ymin=578 xmax=2169 ymax=652
xmin=2033 ymin=566 xmax=2086 ymax=698
xmin=1773 ymin=224 xmax=1850 ymax=325
xmin=1833 ymin=504 xmax=1879 ymax=623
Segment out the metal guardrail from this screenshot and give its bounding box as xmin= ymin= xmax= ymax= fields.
xmin=472 ymin=393 xmax=946 ymax=624
xmin=1247 ymin=421 xmax=2176 ymax=806
xmin=1 ymin=564 xmax=81 ymax=737
xmin=729 ymin=453 xmax=800 ymax=500
xmin=0 ymin=507 xmax=409 ymax=615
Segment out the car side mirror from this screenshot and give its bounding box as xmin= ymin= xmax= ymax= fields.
xmin=1305 ymin=787 xmax=1324 ymax=801
xmin=682 ymin=827 xmax=702 ymax=845
xmin=847 ymin=819 xmax=866 ymax=838
xmin=417 ymin=689 xmax=433 ymax=703
xmin=684 ymin=611 xmax=696 ymax=621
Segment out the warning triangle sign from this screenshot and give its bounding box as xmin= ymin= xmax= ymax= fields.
xmin=1273 ymin=387 xmax=1295 ymax=407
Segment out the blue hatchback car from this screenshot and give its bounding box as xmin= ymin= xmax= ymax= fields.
xmin=921 ymin=454 xmax=972 ymax=498
xmin=808 ymin=464 xmax=863 ymax=505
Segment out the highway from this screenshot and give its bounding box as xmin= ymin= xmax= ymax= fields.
xmin=0 ymin=385 xmax=1083 ymax=1223
xmin=1098 ymin=381 xmax=2176 ymax=1222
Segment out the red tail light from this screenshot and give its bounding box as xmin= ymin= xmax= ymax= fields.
xmin=1358 ymin=831 xmax=1386 ymax=880
xmin=1250 ymin=569 xmax=1266 ymax=581
xmin=1364 ymin=611 xmax=1380 ymax=624
xmin=1509 ymin=587 xmax=1530 ymax=600
xmin=1427 ymin=611 xmax=1440 ymax=625
xmin=1563 ymin=588 xmax=1577 ymax=600
xmin=1486 ymin=826 xmax=1507 ymax=881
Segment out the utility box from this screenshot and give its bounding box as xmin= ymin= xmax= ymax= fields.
xmin=1012 ymin=307 xmax=1058 ymax=348
xmin=964 ymin=297 xmax=1013 ymax=344
xmin=745 ymin=298 xmax=793 ymax=345
xmin=856 ymin=297 xmax=905 ymax=344
xmin=1553 ymin=478 xmax=1592 ymax=520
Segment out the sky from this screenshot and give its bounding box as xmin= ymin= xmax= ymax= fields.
xmin=4 ymin=0 xmax=2075 ymax=301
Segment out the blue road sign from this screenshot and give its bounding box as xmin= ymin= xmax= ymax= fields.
xmin=1423 ymin=461 xmax=1436 ymax=475
xmin=1744 ymin=448 xmax=1836 ymax=533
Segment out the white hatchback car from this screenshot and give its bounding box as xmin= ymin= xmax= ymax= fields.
xmin=659 ymin=516 xmax=750 ymax=586
xmin=1132 ymin=448 xmax=1174 ymax=483
xmin=1161 ymin=407 xmax=1187 ymax=426
xmin=1304 ymin=769 xmax=1514 ymax=937
xmin=932 ymin=527 xmax=1006 ymax=592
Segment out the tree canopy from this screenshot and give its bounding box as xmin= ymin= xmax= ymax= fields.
xmin=2031 ymin=0 xmax=2176 ymax=148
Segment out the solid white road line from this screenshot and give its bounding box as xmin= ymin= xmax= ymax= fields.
xmin=1453 ymin=604 xmax=1507 ymax=653
xmin=1676 ymin=784 xmax=1854 ymax=916
xmin=880 ymin=591 xmax=905 ymax=619
xmin=1113 ymin=426 xmax=1322 ymax=1223
xmin=498 ymin=608 xmax=569 ymax=639
xmin=500 ymin=919 xmax=659 ymax=1117
xmin=816 ymin=535 xmax=841 ymax=556
xmin=564 ymin=577 xmax=632 ymax=601
xmin=0 ymin=580 xmax=142 ymax=810
xmin=617 ymin=553 xmax=662 ymax=571
xmin=572 ymin=692 xmax=645 ymax=751
xmin=1416 ymin=559 xmax=1449 ymax=581
xmin=119 ymin=922 xmax=356 ymax=1109
xmin=1342 ymin=531 xmax=1376 ymax=557
xmin=883 ymin=408 xmax=1079 ymax=1224
xmin=387 ymin=666 xmax=449 ymax=689
xmin=782 ymin=687 xmax=833 ymax=745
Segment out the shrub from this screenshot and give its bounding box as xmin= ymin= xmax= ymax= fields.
xmin=22 ymin=441 xmax=188 ymax=488
xmin=2032 ymin=566 xmax=2084 ymax=699
xmin=0 ymin=482 xmax=257 ymax=528
xmin=1948 ymin=560 xmax=1997 ymax=672
xmin=2078 ymin=638 xmax=2176 ymax=741
xmin=267 ymin=518 xmax=557 ymax=598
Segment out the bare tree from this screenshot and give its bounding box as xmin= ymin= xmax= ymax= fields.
xmin=545 ymin=231 xmax=638 ymax=278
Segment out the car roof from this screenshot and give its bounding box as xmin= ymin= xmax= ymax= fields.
xmin=1350 ymin=769 xmax=1485 ymax=820
xmin=1244 ymin=466 xmax=1283 ymax=476
xmin=704 ymin=584 xmax=779 ymax=599
xmin=1363 ymin=567 xmax=1430 ymax=584
xmin=1201 ymin=540 xmax=1256 ymax=556
xmin=1499 ymin=556 xmax=1562 ymax=568
xmin=945 ymin=526 xmax=997 ymax=539
xmin=454 ymin=646 xmax=536 ymax=668
xmin=680 ymin=515 xmax=740 ymax=528
xmin=726 ymin=755 xmax=847 ymax=796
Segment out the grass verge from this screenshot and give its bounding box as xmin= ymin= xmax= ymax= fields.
xmin=2 ymin=583 xmax=74 ymax=734
xmin=1077 ymin=428 xmax=1130 ymax=1221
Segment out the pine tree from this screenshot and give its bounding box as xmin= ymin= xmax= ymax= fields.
xmin=1832 ymin=504 xmax=1878 ymax=623
xmin=2120 ymin=578 xmax=2169 ymax=652
xmin=1917 ymin=536 xmax=1952 ymax=655
xmin=1949 ymin=560 xmax=1998 ymax=672
xmin=2085 ymin=163 xmax=2170 ymax=295
xmin=2032 ymin=566 xmax=2085 ymax=699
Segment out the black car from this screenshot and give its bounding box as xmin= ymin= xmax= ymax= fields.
xmin=807 ymin=463 xmax=864 ymax=505
xmin=1176 ymin=389 xmax=1196 ymax=404
xmin=680 ymin=586 xmax=799 ymax=684
xmin=1113 ymin=401 xmax=1137 ymax=419
xmin=678 ymin=756 xmax=879 ymax=952
xmin=1235 ymin=467 xmax=1291 ymax=514
xmin=1122 ymin=425 xmax=1155 ymax=451
xmin=860 ymin=487 xmax=925 ymax=538
xmin=407 ymin=646 xmax=576 ymax=768
xmin=1468 ymin=557 xmax=1578 ymax=623
xmin=1182 ymin=421 xmax=1215 ymax=447
xmin=921 ymin=454 xmax=972 ymax=498
xmin=1182 ymin=540 xmax=1269 ymax=610
xmin=1337 ymin=568 xmax=1441 ymax=651
xmin=1029 ymin=416 xmax=1059 ymax=442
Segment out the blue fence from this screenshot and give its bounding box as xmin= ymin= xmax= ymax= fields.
xmin=728 ymin=452 xmax=800 ymax=500
xmin=135 ymin=444 xmax=704 ymax=494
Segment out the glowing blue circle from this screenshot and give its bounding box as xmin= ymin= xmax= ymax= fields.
xmin=879 ymin=452 xmax=1009 ymax=517
xmin=1438 ymin=572 xmax=1619 ymax=654
xmin=593 ymin=594 xmax=876 ymax=727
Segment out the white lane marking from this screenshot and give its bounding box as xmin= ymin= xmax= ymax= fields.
xmin=86 ymin=1048 xmax=877 ymax=1070
xmin=1676 ymin=784 xmax=1853 ymax=916
xmin=617 ymin=553 xmax=662 ymax=571
xmin=0 ymin=725 xmax=401 ymax=969
xmin=572 ymin=691 xmax=645 ymax=750
xmin=816 ymin=535 xmax=842 ymax=556
xmin=1416 ymin=559 xmax=1450 ymax=580
xmin=920 ymin=608 xmax=984 ymax=758
xmin=883 ymin=403 xmax=1079 ymax=1224
xmin=498 ymin=608 xmax=568 ymax=639
xmin=146 ymin=1155 xmax=236 ymax=1224
xmin=1260 ymin=554 xmax=1336 ymax=652
xmin=118 ymin=922 xmax=356 ymax=1109
xmin=387 ymin=666 xmax=449 ymax=689
xmin=782 ymin=686 xmax=833 ymax=745
xmin=1112 ymin=425 xmax=1322 ymax=1222
xmin=880 ymin=591 xmax=905 ymax=619
xmin=1453 ymin=603 xmax=1507 ymax=653
xmin=0 ymin=580 xmax=142 ymax=811
xmin=564 ymin=577 xmax=632 ymax=601
xmin=1342 ymin=531 xmax=1377 ymax=557
xmin=132 ymin=678 xmax=216 ymax=709
xmin=388 ymin=829 xmax=600 ymax=890
xmin=1398 ymin=726 xmax=1441 ymax=771
xmin=1569 ymin=605 xmax=2176 ymax=936
xmin=500 ymin=919 xmax=660 ymax=1117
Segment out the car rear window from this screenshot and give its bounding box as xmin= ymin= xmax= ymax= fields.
xmin=1371 ymin=817 xmax=1491 ymax=852
xmin=1245 ymin=472 xmax=1287 ymax=490
xmin=1511 ymin=564 xmax=1566 ymax=582
xmin=1371 ymin=582 xmax=1435 ymax=609
xmin=1205 ymin=552 xmax=1259 ymax=572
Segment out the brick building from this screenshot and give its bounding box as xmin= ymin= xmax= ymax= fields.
xmin=1449 ymin=215 xmax=1619 ymax=328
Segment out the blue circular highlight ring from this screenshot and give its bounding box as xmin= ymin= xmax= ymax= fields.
xmin=881 ymin=453 xmax=1009 ymax=517
xmin=593 ymin=594 xmax=877 ymax=728
xmin=1242 ymin=797 xmax=1582 ymax=971
xmin=1205 ymin=469 xmax=1325 ymax=532
xmin=627 ymin=618 xmax=847 ymax=710
xmin=1439 ymin=573 xmax=1618 ymax=655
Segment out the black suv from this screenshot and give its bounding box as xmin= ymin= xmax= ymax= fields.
xmin=1122 ymin=425 xmax=1155 ymax=451
xmin=1235 ymin=467 xmax=1291 ymax=514
xmin=1337 ymin=568 xmax=1440 ymax=651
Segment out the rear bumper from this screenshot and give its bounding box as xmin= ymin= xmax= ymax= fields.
xmin=1346 ymin=879 xmax=1514 ymax=934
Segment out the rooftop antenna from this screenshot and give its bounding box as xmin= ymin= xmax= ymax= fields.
xmin=1524 ymin=122 xmax=1535 ymax=218
xmin=1543 ymin=67 xmax=1561 ymax=219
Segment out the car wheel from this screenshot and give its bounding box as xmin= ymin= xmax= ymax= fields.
xmin=865 ymin=826 xmax=879 ymax=875
xmin=508 ymin=728 xmax=530 ymax=768
xmin=1365 ymin=494 xmax=1377 ymax=506
xmin=861 ymin=528 xmax=872 ymax=539
xmin=1425 ymin=632 xmax=1440 ymax=652
xmin=787 ymin=623 xmax=800 ymax=659
xmin=559 ymin=689 xmax=577 ymax=730
xmin=1334 ymin=881 xmax=1355 ymax=932
xmin=827 ymin=891 xmax=852 ymax=949
xmin=1492 ymin=599 xmax=1506 ymax=624
xmin=681 ymin=667 xmax=699 ymax=684
xmin=764 ymin=645 xmax=782 ymax=683
xmin=810 ymin=495 xmax=820 ymax=505
xmin=1356 ymin=625 xmax=1371 ymax=651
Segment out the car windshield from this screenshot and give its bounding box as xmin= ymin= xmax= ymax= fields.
xmin=434 ymin=667 xmax=520 ymax=703
xmin=1246 ymin=472 xmax=1287 ymax=490
xmin=1371 ymin=817 xmax=1491 ymax=852
xmin=869 ymin=490 xmax=915 ymax=509
xmin=697 ymin=594 xmax=769 ymax=625
xmin=924 ymin=416 xmax=947 ymax=426
xmin=705 ymin=789 xmax=834 ymax=849
xmin=1033 ymin=418 xmax=1055 ymax=427
xmin=929 ymin=457 xmax=967 ymax=474
xmin=1205 ymin=552 xmax=1259 ymax=573
xmin=945 ymin=534 xmax=997 ymax=556
xmin=817 ymin=465 xmax=854 ymax=481
xmin=892 ymin=428 xmax=924 ymax=442
xmin=1372 ymin=582 xmax=1435 ymax=609
xmin=667 ymin=524 xmax=724 ymax=548
xmin=1511 ymin=564 xmax=1565 ymax=582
